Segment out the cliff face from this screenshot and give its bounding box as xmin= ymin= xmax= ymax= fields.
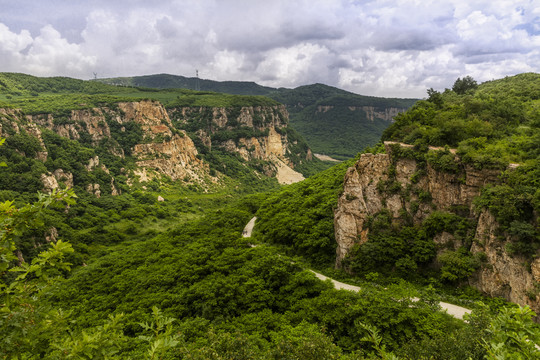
xmin=0 ymin=100 xmax=208 ymax=195
xmin=1 ymin=101 xmax=308 ymax=191
xmin=334 ymin=142 xmax=540 ymax=312
xmin=168 ymin=105 xmax=305 ymax=184
xmin=314 ymin=105 xmax=407 ymax=122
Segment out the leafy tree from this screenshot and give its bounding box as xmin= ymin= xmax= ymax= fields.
xmin=0 ymin=188 xmax=76 ymax=358
xmin=427 ymin=88 xmax=443 ymax=108
xmin=452 ymin=76 xmax=478 ymax=95
xmin=482 ymin=306 xmax=540 ymax=359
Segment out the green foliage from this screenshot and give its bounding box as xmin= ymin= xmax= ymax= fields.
xmin=0 ymin=134 xmax=48 ymax=193
xmin=452 ymin=76 xmax=478 ymax=95
xmin=425 ymin=149 xmax=459 ymax=173
xmin=138 ymin=306 xmax=182 ymax=360
xmin=347 ymin=210 xmax=476 ymax=281
xmin=397 ymin=303 xmax=492 ymax=359
xmin=438 ymin=248 xmax=480 ymax=283
xmin=255 ymin=159 xmax=355 ymax=266
xmin=270 ymin=321 xmax=344 ymax=360
xmin=482 ymin=305 xmax=540 ymax=359
xmin=98 ymin=73 xmax=276 ymax=96
xmin=0 ymin=72 xmax=280 ymax=115
xmin=271 ymin=84 xmax=416 ymax=159
xmin=49 ymin=313 xmax=127 ymax=359
xmin=347 ymin=222 xmax=436 ymax=279
xmin=0 ymin=189 xmax=76 ymax=358
xmin=358 ymin=322 xmax=399 ymax=360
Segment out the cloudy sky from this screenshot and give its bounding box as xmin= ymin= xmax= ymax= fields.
xmin=0 ymin=0 xmax=539 ymax=98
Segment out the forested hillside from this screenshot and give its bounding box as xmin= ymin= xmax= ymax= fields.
xmin=0 ymin=73 xmax=324 ymax=265
xmin=270 ymin=83 xmax=417 ymax=159
xmin=1 ymin=73 xmax=539 ymax=359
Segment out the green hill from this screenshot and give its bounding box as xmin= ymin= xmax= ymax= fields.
xmin=270 ymin=83 xmax=417 ymax=159
xmin=98 ymin=73 xmax=275 ymax=95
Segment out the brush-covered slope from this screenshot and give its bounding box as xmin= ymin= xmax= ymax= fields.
xmin=270 ymin=83 xmax=417 ymax=159
xmin=335 ymin=73 xmax=540 ymax=312
xmin=0 ymin=73 xmax=322 ymax=264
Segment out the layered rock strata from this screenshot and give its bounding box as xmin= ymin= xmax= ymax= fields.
xmin=334 ymin=141 xmax=539 ymax=312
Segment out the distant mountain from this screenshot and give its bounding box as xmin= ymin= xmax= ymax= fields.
xmin=97 ymin=75 xmax=419 ymax=159
xmin=98 ymin=73 xmax=275 ymax=96
xmin=268 ymin=83 xmax=417 ymax=159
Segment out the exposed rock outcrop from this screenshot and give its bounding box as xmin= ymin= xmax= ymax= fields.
xmin=41 ymin=169 xmax=73 ymax=192
xmin=334 ymin=141 xmax=539 ymax=312
xmin=87 ymin=183 xmax=101 ymax=198
xmin=361 ymin=106 xmax=405 ymax=122
xmin=2 ymin=100 xmax=310 ymax=190
xmin=470 ymin=211 xmax=540 ymax=312
xmin=132 ymin=133 xmax=205 ymax=182
xmin=168 ymin=104 xmax=310 ymax=182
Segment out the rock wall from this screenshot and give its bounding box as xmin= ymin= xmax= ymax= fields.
xmin=0 ymin=100 xmax=209 ymax=193
xmin=168 ymin=105 xmax=307 ymax=182
xmin=361 ymin=106 xmax=405 ymax=122
xmin=314 ymin=105 xmax=407 ymax=122
xmin=334 ymin=141 xmax=540 ymax=312
xmin=1 ymin=101 xmax=307 ymax=189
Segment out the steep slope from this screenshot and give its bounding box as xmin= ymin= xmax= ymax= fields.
xmin=0 ymin=100 xmax=209 ymax=196
xmin=270 ymin=83 xmax=417 ymax=159
xmin=168 ymin=104 xmax=309 ymax=183
xmin=334 ymin=73 xmax=540 ymax=313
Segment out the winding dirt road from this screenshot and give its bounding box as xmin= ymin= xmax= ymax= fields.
xmin=243 ymin=216 xmax=472 ymax=320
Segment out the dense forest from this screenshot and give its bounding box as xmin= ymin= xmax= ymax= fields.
xmin=1 ymin=73 xmax=539 ymax=358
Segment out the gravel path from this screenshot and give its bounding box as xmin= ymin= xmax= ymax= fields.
xmin=243 ymin=216 xmax=257 ymax=237
xmin=244 ymin=217 xmax=471 ymax=320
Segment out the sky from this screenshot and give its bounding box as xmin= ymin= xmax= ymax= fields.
xmin=0 ymin=0 xmax=539 ymax=98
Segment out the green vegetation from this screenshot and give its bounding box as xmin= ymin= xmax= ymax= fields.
xmin=255 ymin=158 xmax=356 ymax=267
xmin=382 ymin=73 xmax=540 ymax=262
xmin=2 ymin=72 xmax=540 ymax=358
xmin=98 ymin=73 xmax=276 ymax=96
xmin=268 ymin=83 xmax=417 ymax=160
xmin=0 ymin=73 xmax=278 ymax=115
xmin=3 ymin=184 xmax=539 ymax=358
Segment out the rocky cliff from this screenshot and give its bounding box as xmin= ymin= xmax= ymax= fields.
xmin=0 ymin=100 xmax=208 ymax=195
xmin=315 ymin=105 xmax=406 ymax=122
xmin=168 ymin=105 xmax=306 ymax=183
xmin=0 ymin=100 xmax=309 ymax=192
xmin=334 ymin=141 xmax=540 ymax=312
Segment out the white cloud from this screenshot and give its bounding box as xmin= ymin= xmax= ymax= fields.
xmin=25 ymin=25 xmax=96 ymax=76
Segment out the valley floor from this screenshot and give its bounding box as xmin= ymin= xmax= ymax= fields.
xmin=243 ymin=216 xmax=472 ymax=320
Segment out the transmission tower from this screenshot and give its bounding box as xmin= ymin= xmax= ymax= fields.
xmin=195 ymin=69 xmax=200 ymax=91
xmin=93 ymin=72 xmax=97 ymax=80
